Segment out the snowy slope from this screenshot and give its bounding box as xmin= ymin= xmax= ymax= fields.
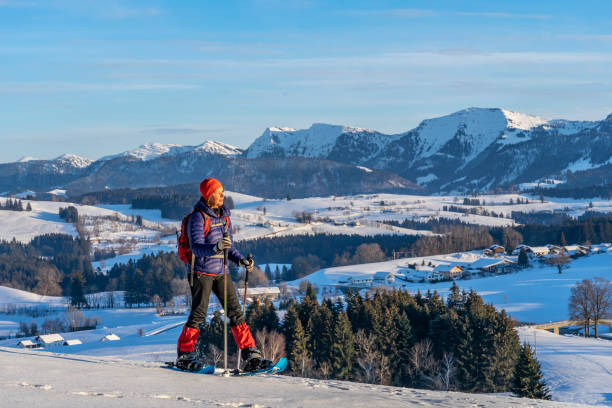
xmin=519 ymin=327 xmax=612 ymax=407
xmin=0 ymin=346 xmax=603 ymax=408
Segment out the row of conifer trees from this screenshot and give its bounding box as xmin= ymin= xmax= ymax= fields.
xmin=196 ymin=283 xmax=549 ymax=398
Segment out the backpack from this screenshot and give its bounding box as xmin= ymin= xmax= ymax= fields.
xmin=177 ymin=210 xmax=230 ymax=265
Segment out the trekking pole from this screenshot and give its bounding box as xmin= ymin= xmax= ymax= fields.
xmin=236 ymin=253 xmax=253 ymax=370
xmin=222 ymin=232 xmax=230 ymax=377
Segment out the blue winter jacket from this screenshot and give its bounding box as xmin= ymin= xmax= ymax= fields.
xmin=188 ymin=199 xmax=244 ymax=276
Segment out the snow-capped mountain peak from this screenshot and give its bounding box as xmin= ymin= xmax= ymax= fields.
xmin=99 ymin=143 xmax=191 ymax=162
xmin=500 ymin=109 xmax=549 ymax=130
xmin=193 ymin=140 xmax=242 ymax=156
xmin=17 ymin=156 xmax=40 ymax=163
xmin=99 ymin=141 xmax=241 ymax=162
xmin=246 ymin=123 xmax=380 ymax=159
xmin=52 ymin=153 xmax=93 ymax=168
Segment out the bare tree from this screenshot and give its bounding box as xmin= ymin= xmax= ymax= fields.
xmin=255 ymin=329 xmax=286 ymax=363
xmin=208 ymin=344 xmax=223 ymax=367
xmin=439 ymin=352 xmax=457 ymax=391
xmin=318 ymin=361 xmax=332 ymax=380
xmin=590 ymin=277 xmax=612 ymax=338
xmin=569 ymin=279 xmax=593 ymax=337
xmin=546 ymin=255 xmax=571 ymax=274
xmin=266 ymin=330 xmax=286 ymax=363
xmin=151 ymin=294 xmax=163 ymax=314
xmin=354 ymin=329 xmax=379 ymax=384
xmin=378 ymin=353 xmax=391 ymax=386
xmin=408 ymin=338 xmax=437 ymax=388
xmin=63 ymin=306 xmax=85 ymax=331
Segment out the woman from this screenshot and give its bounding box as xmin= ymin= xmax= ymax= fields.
xmin=175 ymin=178 xmax=267 ymax=372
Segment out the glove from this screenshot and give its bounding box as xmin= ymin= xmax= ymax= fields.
xmin=240 ymin=257 xmax=255 ymax=273
xmin=214 ymin=234 xmax=232 ymax=253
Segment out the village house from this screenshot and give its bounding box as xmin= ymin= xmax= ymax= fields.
xmin=469 ymin=258 xmax=517 ymax=274
xmin=511 ymin=245 xmax=549 ymax=257
xmin=246 ymin=287 xmax=281 ymax=302
xmin=433 ymin=264 xmax=463 ymax=280
xmin=346 ymin=276 xmax=374 ymax=288
xmin=17 ymin=339 xmax=38 ymax=349
xmin=64 ymin=339 xmax=82 ymax=346
xmin=373 ymin=271 xmax=396 ymax=286
xmin=564 ymin=245 xmax=590 ymax=259
xmin=101 ymin=333 xmax=120 ymax=342
xmin=35 ymin=333 xmax=64 ymax=347
xmin=426 ymin=270 xmax=445 ymax=282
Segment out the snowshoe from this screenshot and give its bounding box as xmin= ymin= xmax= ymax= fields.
xmin=241 ymin=347 xmax=273 ymax=372
xmin=175 ymin=351 xmax=205 ymax=372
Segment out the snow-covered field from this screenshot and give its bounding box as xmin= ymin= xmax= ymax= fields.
xmin=1 ymin=284 xmax=612 ymax=406
xmin=3 ymin=191 xmax=612 ymax=272
xmin=0 ymin=344 xmax=607 ymax=408
xmin=519 ymin=327 xmax=612 ymax=407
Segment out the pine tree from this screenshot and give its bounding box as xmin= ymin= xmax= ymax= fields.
xmin=26 ymin=202 xmax=32 ymax=211
xmin=329 ymin=311 xmax=355 ymax=380
xmin=560 ymin=231 xmax=567 ymax=247
xmin=289 ymin=318 xmax=311 ymax=376
xmin=69 ymin=271 xmax=88 ymax=308
xmin=308 ymin=301 xmax=334 ymax=368
xmin=518 ymin=248 xmax=529 ymax=268
xmin=512 ymin=343 xmax=551 ymax=400
xmin=264 ymin=264 xmax=272 ymax=281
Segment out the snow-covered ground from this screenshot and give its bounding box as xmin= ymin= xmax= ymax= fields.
xmin=1 ymin=283 xmax=612 ymax=406
xmin=519 ymin=327 xmax=612 ymax=407
xmin=2 ymin=192 xmax=612 ymax=273
xmin=0 ymin=345 xmax=606 ymax=408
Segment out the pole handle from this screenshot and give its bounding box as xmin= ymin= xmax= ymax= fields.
xmin=244 ymin=253 xmax=253 ymax=284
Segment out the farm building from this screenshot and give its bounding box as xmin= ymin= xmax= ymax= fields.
xmin=17 ymin=339 xmax=38 ymax=349
xmin=373 ymin=271 xmax=396 ymax=285
xmin=101 ymin=333 xmax=120 ymax=342
xmin=35 ymin=334 xmax=64 ymax=347
xmin=246 ymin=287 xmax=281 ymax=302
xmin=433 ymin=264 xmax=463 ymax=279
xmin=469 ymin=258 xmax=517 ymax=273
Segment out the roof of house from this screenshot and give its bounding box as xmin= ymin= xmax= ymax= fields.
xmin=246 ymin=287 xmax=281 ymax=296
xmin=373 ymin=271 xmax=392 ymax=279
xmin=64 ymin=339 xmax=82 ymax=346
xmin=101 ymin=333 xmax=120 ymax=341
xmin=433 ymin=263 xmax=463 ymax=272
xmin=36 ymin=334 xmax=65 ymax=344
xmin=469 ymin=258 xmax=511 ymax=269
xmin=17 ymin=340 xmax=36 ymax=346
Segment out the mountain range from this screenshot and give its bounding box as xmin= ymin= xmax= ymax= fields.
xmin=2 ymin=108 xmax=611 ymax=198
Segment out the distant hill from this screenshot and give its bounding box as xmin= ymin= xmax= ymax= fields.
xmin=2 ymin=108 xmax=611 ymax=197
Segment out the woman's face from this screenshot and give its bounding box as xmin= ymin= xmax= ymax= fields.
xmin=208 ymin=187 xmax=224 ymax=209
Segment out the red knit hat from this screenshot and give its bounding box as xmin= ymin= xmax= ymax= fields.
xmin=199 ymin=178 xmax=223 ymax=200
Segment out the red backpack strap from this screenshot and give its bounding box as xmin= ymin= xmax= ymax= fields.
xmin=224 ymin=216 xmax=230 ymax=233
xmin=200 ymin=211 xmax=210 ymax=237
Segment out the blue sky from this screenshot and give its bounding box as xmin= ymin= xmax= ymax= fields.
xmin=1 ymin=0 xmax=611 ymax=162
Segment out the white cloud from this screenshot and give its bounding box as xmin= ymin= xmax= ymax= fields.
xmin=0 ymin=81 xmax=198 ymax=93
xmin=455 ymin=11 xmax=552 ymax=20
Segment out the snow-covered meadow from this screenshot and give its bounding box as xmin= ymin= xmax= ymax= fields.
xmin=2 ymin=191 xmax=612 ymax=272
